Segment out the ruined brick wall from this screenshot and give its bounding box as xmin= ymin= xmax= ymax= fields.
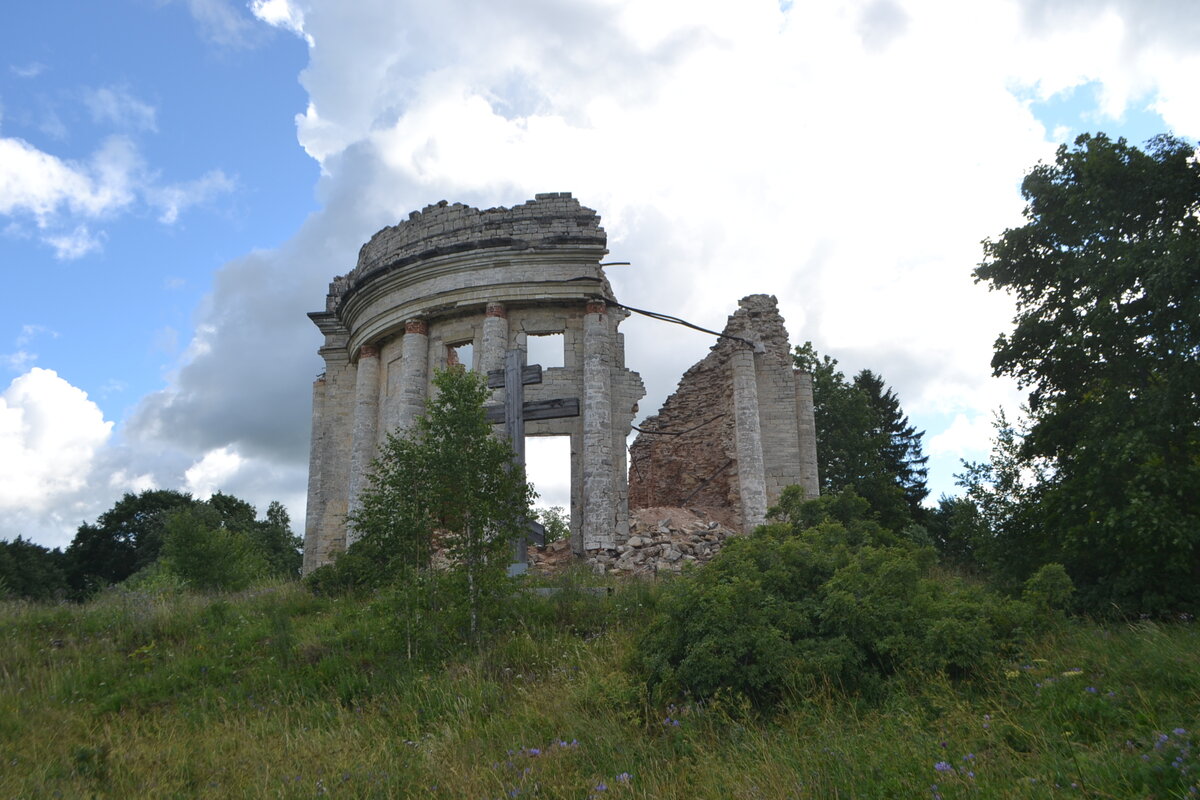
xmin=628 ymin=295 xmax=818 ymax=531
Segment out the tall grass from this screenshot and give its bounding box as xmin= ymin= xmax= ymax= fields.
xmin=1 ymin=576 xmax=1196 ymax=798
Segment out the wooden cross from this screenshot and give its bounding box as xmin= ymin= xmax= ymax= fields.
xmin=484 ymin=348 xmax=580 ymax=574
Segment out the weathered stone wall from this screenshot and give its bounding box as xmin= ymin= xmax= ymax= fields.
xmin=627 ymin=295 xmax=818 ymax=532
xmin=304 ymin=194 xmax=644 ymax=572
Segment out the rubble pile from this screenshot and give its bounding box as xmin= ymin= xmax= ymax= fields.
xmin=529 ymin=506 xmax=741 ymax=576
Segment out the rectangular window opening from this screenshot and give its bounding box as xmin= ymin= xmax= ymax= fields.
xmin=525 ymin=434 xmax=571 ymax=542
xmin=447 ymin=341 xmax=474 ymax=371
xmin=526 ymin=332 xmax=564 ymax=369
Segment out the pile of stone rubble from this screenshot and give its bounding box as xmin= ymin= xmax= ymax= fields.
xmin=529 ymin=506 xmax=741 ymax=576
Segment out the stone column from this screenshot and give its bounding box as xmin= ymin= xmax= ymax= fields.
xmin=731 ymin=346 xmax=768 ymax=531
xmin=302 ymin=375 xmax=327 ymax=574
xmin=795 ymin=370 xmax=820 ymax=498
xmin=345 ymin=344 xmax=380 ymax=547
xmin=582 ymin=300 xmax=615 ymax=551
xmin=397 ymin=318 xmax=430 ymax=432
xmin=480 ymin=303 xmax=508 ymax=374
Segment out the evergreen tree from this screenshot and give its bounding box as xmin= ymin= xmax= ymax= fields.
xmin=792 ymin=343 xmax=924 ymax=529
xmin=853 ymin=369 xmax=929 ymax=520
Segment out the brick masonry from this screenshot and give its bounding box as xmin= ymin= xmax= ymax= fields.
xmin=627 ymin=295 xmax=819 ymax=530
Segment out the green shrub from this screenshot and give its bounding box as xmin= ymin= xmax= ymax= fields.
xmin=636 ymin=489 xmax=1037 ymax=706
xmin=1023 ymin=562 xmax=1075 ymax=613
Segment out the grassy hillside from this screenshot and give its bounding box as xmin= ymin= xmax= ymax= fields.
xmin=1 ymin=576 xmax=1198 ymax=798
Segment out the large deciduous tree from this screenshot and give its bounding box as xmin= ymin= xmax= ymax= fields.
xmin=974 ymin=133 xmax=1200 ymax=614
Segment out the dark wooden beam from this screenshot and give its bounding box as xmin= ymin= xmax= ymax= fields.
xmin=487 ymin=364 xmax=542 ymax=389
xmin=485 ymin=397 xmax=580 ymax=424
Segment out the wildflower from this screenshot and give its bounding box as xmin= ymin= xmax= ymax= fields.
xmin=594 ymin=782 xmax=607 ymax=792
xmin=1085 ymin=686 xmax=1097 ymax=693
xmin=1176 ymin=728 xmax=1189 ymax=736
xmin=527 ymin=748 xmax=541 ymax=757
xmin=934 ymin=762 xmax=953 ymax=773
xmin=963 ymin=753 xmax=975 ymax=761
xmin=615 ymin=773 xmax=632 ymax=783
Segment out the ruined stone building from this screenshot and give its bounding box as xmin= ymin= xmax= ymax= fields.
xmin=627 ymin=295 xmax=820 ymax=532
xmin=303 ymin=194 xmax=644 ymax=572
xmin=303 ymin=195 xmax=818 ymax=573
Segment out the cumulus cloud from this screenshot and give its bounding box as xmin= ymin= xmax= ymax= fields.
xmin=250 ymin=0 xmax=313 ymax=45
xmin=0 ymin=135 xmax=137 ymax=221
xmin=0 ymin=369 xmax=113 ymax=514
xmin=184 ymin=445 xmax=245 ymax=499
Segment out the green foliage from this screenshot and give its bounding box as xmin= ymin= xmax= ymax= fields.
xmin=61 ymin=490 xmax=300 ymax=599
xmin=536 ymin=505 xmax=570 ymax=543
xmin=332 ymin=367 xmax=534 ymax=652
xmin=1023 ymin=562 xmax=1075 ymax=614
xmin=0 ymin=536 xmax=67 ymax=600
xmin=160 ymin=507 xmax=270 ymax=592
xmin=975 ymin=133 xmax=1200 ymax=615
xmin=1 ymin=576 xmax=1198 ymax=799
xmin=638 ymin=489 xmax=1036 ymax=706
xmin=793 ymin=344 xmax=926 ymax=528
xmin=925 ymin=494 xmax=991 ymax=571
xmin=64 ymin=489 xmax=199 ymax=599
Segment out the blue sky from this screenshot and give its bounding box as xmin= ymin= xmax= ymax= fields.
xmin=2 ymin=0 xmax=1197 ymax=548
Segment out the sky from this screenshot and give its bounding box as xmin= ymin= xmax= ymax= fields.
xmin=2 ymin=0 xmax=1197 ymax=549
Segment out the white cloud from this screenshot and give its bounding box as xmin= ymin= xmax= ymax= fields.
xmin=0 ymin=135 xmax=136 ymax=221
xmin=85 ymin=86 xmax=158 ymax=132
xmin=184 ymin=445 xmax=245 ymax=499
xmin=0 ymin=368 xmax=113 ymax=513
xmin=148 ymin=169 xmax=236 ymax=224
xmin=250 ymin=0 xmax=313 ymax=45
xmin=929 ymin=413 xmax=997 ymax=458
xmin=44 ymin=224 xmax=105 ymax=260
xmin=0 ymin=133 xmax=233 ymax=255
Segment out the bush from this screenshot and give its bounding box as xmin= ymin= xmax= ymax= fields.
xmin=635 ymin=489 xmax=1037 ymax=706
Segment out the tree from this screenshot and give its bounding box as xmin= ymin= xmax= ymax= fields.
xmin=64 ymin=489 xmax=199 ymax=598
xmin=975 ymin=133 xmax=1200 ymax=614
xmin=160 ymin=506 xmax=270 ymax=592
xmin=853 ymin=369 xmax=929 ymax=519
xmin=792 ymin=343 xmax=926 ymax=529
xmin=64 ymin=489 xmax=301 ymax=598
xmin=346 ymin=367 xmax=534 ymax=648
xmin=0 ymin=537 xmax=68 ymax=600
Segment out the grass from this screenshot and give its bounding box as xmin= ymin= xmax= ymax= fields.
xmin=1 ymin=575 xmax=1197 ymax=798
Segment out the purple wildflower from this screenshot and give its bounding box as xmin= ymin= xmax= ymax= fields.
xmin=935 ymin=761 xmax=953 ymax=773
